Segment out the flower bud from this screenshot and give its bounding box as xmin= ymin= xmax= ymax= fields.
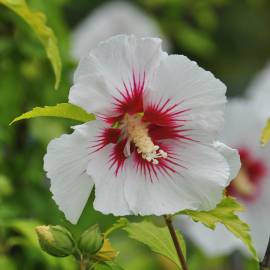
xmin=78 ymin=224 xmax=104 ymax=254
xmin=35 ymin=225 xmax=75 ymax=257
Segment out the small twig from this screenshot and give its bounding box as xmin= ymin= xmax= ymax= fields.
xmin=164 ymin=215 xmax=189 ymax=270
xmin=260 ymin=236 xmax=270 ymax=270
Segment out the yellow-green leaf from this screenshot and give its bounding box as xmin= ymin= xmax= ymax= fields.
xmin=261 ymin=118 xmax=270 ymax=146
xmin=10 ymin=103 xmax=95 ymax=125
xmin=0 ymin=0 xmax=61 ymax=88
xmin=124 ymin=220 xmax=186 ymax=270
xmin=180 ymin=196 xmax=258 ymax=260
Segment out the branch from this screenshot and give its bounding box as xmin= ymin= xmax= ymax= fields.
xmin=164 ymin=215 xmax=189 ymax=270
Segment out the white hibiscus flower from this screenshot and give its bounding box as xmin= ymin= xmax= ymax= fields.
xmin=183 ymin=99 xmax=270 ymax=258
xmin=44 ymin=35 xmax=240 ymax=224
xmin=72 ymin=1 xmax=168 ymax=60
xmin=247 ymin=62 xmax=270 ymax=121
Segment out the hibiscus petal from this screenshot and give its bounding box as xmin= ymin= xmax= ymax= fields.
xmin=44 ymin=121 xmax=102 ymax=223
xmin=124 ymin=142 xmax=231 ymax=215
xmin=246 ymin=62 xmax=270 ymax=121
xmin=87 ymin=144 xmax=131 ymax=216
xmin=148 ymin=55 xmax=227 ymax=142
xmin=220 ymin=99 xmax=263 ymax=152
xmin=69 ymin=73 xmax=113 ymax=115
xmin=70 ymin=35 xmax=166 ymax=115
xmin=245 ymin=177 xmax=270 ymax=258
xmin=177 ymin=143 xmax=231 ymax=210
xmin=213 ymin=141 xmax=241 ymax=180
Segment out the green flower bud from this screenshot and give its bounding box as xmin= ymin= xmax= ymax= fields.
xmin=78 ymin=224 xmax=104 ymax=255
xmin=35 ymin=225 xmax=75 ymax=257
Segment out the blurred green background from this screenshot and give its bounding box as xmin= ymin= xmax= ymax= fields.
xmin=0 ymin=0 xmax=269 ymax=269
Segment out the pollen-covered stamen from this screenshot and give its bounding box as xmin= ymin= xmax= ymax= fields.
xmin=122 ymin=114 xmax=167 ymax=164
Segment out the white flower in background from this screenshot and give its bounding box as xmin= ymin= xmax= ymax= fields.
xmin=247 ymin=62 xmax=270 ymax=121
xmin=72 ymin=1 xmax=168 ymax=60
xmin=183 ymin=99 xmax=270 ymax=258
xmin=44 ymin=35 xmax=240 ymax=224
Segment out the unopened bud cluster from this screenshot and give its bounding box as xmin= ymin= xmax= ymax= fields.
xmin=35 ymin=224 xmax=104 ymax=259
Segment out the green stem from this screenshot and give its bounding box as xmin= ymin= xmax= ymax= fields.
xmin=104 ymin=221 xmax=127 ymax=237
xmin=164 ymin=215 xmax=189 ymax=270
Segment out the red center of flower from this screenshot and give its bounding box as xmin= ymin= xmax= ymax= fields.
xmin=91 ymin=71 xmax=194 ymax=179
xmin=226 ymin=147 xmax=267 ymax=202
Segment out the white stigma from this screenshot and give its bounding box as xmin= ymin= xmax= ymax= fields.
xmin=122 ymin=114 xmax=167 ymax=164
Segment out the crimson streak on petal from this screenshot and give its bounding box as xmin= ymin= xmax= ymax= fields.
xmin=89 ymin=70 xmax=194 ymax=179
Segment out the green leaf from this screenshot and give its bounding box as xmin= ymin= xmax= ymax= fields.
xmin=0 ymin=0 xmax=61 ymax=88
xmin=180 ymin=196 xmax=258 ymax=260
xmin=10 ymin=103 xmax=95 ymax=125
xmin=123 ymin=220 xmax=186 ymax=270
xmin=261 ymin=118 xmax=270 ymax=146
